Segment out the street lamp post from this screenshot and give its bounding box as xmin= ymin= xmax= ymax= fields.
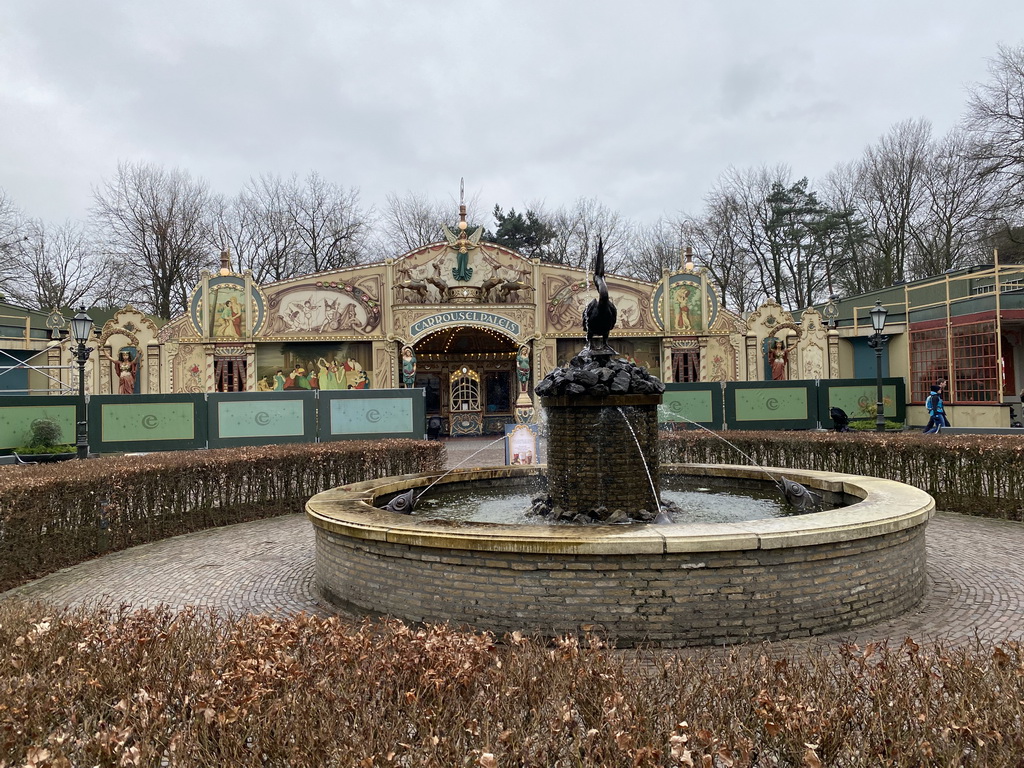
xmin=70 ymin=307 xmax=95 ymax=459
xmin=866 ymin=300 xmax=888 ymax=433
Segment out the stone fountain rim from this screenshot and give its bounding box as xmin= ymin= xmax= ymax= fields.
xmin=306 ymin=463 xmax=935 ymax=556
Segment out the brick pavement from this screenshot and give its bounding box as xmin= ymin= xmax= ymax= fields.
xmin=4 ymin=437 xmax=1023 ymax=648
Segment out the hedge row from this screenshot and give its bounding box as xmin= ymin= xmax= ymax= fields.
xmin=661 ymin=429 xmax=1024 ymax=520
xmin=0 ymin=439 xmax=445 ymax=592
xmin=3 ymin=602 xmax=1023 ymax=767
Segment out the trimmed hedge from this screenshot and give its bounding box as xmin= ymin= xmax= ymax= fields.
xmin=0 ymin=440 xmax=445 ymax=592
xmin=661 ymin=429 xmax=1024 ymax=520
xmin=2 ymin=603 xmax=1023 ymax=767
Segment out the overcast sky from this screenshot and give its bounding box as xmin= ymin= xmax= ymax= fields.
xmin=2 ymin=1 xmax=1022 ymax=229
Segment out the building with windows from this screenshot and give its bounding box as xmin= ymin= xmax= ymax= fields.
xmin=825 ymin=261 xmax=1024 ymax=427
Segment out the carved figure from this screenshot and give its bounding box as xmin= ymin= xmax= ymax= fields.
xmin=401 ymin=346 xmax=417 ymax=388
xmin=480 ymin=266 xmax=503 ymax=303
xmin=103 ymin=348 xmax=140 ymax=395
xmin=497 ymin=279 xmax=531 ymax=303
xmin=769 ymin=339 xmax=789 ymax=381
xmin=425 ymin=261 xmax=450 ymax=303
xmin=582 ymin=239 xmax=617 ymax=353
xmin=395 ymin=279 xmax=429 ymax=303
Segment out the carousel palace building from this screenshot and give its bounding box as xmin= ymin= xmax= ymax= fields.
xmin=21 ymin=211 xmax=1024 ymax=431
xmin=42 ymin=215 xmax=843 ymax=436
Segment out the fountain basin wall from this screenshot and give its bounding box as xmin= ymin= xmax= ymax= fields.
xmin=307 ymin=464 xmax=934 ymax=647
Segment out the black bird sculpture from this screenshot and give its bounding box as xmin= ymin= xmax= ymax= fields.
xmin=582 ymin=238 xmax=617 ymax=353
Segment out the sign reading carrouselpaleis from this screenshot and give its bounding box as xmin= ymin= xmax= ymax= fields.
xmin=410 ymin=311 xmax=521 ymax=338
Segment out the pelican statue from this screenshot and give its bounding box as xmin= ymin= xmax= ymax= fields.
xmin=582 ymin=238 xmax=617 ymax=353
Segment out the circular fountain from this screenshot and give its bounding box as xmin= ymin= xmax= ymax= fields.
xmin=308 ymin=244 xmax=934 ymax=646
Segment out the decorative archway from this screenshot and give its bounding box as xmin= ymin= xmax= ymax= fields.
xmin=410 ymin=326 xmax=525 ymax=436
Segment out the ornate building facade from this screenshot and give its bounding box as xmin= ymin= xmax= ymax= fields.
xmin=51 ymin=234 xmax=841 ymax=435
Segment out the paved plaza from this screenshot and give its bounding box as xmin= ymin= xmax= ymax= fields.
xmin=4 ymin=437 xmax=1023 ymax=648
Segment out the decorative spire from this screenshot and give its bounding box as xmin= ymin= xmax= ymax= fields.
xmin=682 ymin=246 xmax=694 ymax=272
xmin=219 ymin=246 xmax=232 ymax=276
xmin=458 ymin=177 xmax=468 ymax=232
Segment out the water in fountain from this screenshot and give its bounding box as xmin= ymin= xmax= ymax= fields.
xmin=660 ymin=407 xmax=822 ymax=513
xmin=380 ymin=433 xmax=509 ymax=514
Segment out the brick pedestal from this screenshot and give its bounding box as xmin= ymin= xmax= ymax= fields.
xmin=541 ymin=394 xmax=661 ymax=517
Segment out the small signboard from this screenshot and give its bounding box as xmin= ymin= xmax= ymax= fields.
xmin=504 ymin=423 xmax=541 ymax=466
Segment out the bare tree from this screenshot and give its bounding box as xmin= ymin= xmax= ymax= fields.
xmin=286 ymin=172 xmax=371 ymax=273
xmin=544 ymin=197 xmax=632 ymax=271
xmin=623 ymin=216 xmax=685 ymax=283
xmin=0 ymin=190 xmax=27 ymax=296
xmin=92 ymin=162 xmax=214 ymax=319
xmin=855 ymin=119 xmax=932 ymax=287
xmin=210 ymin=175 xmax=304 ymax=283
xmin=377 ymin=190 xmax=486 ymax=254
xmin=819 ymin=162 xmax=877 ymax=296
xmin=7 ymin=220 xmax=105 ymax=310
xmin=965 ymin=43 xmax=1024 ymax=209
xmin=909 ymin=127 xmax=1000 ymax=277
xmin=682 ymin=194 xmax=763 ymax=313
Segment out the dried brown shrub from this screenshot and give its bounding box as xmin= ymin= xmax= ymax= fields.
xmin=662 ymin=430 xmax=1024 ymax=520
xmin=0 ymin=440 xmax=445 ymax=591
xmin=1 ymin=601 xmax=1022 ymax=767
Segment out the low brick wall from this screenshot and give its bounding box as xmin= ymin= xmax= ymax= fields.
xmin=308 ymin=465 xmax=934 ymax=647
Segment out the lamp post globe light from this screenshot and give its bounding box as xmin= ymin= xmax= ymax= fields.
xmin=70 ymin=306 xmax=95 ymax=459
xmin=867 ymin=300 xmax=889 ymax=432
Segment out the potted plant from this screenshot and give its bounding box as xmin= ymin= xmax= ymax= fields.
xmin=13 ymin=418 xmax=76 ymax=463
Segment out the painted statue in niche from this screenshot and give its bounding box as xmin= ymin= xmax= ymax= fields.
xmin=102 ymin=347 xmax=140 ymax=394
xmin=767 ymin=338 xmax=789 ymax=381
xmin=401 ymin=346 xmax=417 ymax=388
xmin=516 ymin=345 xmax=531 ymax=392
xmin=211 ymin=287 xmax=245 ymax=338
xmin=670 ymin=281 xmax=702 ymax=333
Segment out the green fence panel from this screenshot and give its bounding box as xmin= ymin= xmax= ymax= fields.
xmin=818 ymin=377 xmax=906 ymax=427
xmin=89 ymin=394 xmax=207 ymax=453
xmin=0 ymin=396 xmax=79 ymax=451
xmin=318 ymin=389 xmax=425 ymax=441
xmin=725 ymin=381 xmax=818 ymax=430
xmin=208 ymin=391 xmax=317 ymax=448
xmin=659 ymin=383 xmax=723 ymax=429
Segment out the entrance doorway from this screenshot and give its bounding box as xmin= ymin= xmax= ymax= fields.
xmin=412 ymin=326 xmax=521 ymax=437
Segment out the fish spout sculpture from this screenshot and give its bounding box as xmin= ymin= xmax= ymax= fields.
xmin=381 ymin=488 xmax=418 ymax=514
xmin=776 ymin=476 xmax=823 ymax=513
xmin=582 ymin=238 xmax=617 ymax=355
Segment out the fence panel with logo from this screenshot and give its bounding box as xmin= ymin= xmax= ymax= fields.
xmin=660 ymin=383 xmax=724 ymax=429
xmin=724 ymin=381 xmax=820 ymax=431
xmin=318 ymin=389 xmax=425 ymax=441
xmin=208 ymin=391 xmax=317 ymax=448
xmin=88 ymin=394 xmax=208 ymax=453
xmin=818 ymin=378 xmax=906 ymax=428
xmin=0 ymin=395 xmax=80 ymax=451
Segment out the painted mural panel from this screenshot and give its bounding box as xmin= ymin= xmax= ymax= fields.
xmin=188 ymin=275 xmax=266 ymax=337
xmin=171 ymin=343 xmax=206 ymax=393
xmin=211 ymin=285 xmax=245 ymax=338
xmin=263 ymin=282 xmax=381 ymax=335
xmin=544 ymin=275 xmax=655 ymax=333
xmin=255 ymin=341 xmax=373 ymax=391
xmin=704 ymin=336 xmax=738 ymax=381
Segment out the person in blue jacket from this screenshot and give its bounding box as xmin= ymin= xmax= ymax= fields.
xmin=923 ymin=380 xmax=950 ymax=433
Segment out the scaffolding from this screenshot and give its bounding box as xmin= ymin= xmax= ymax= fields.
xmin=0 ymin=344 xmax=78 ymax=395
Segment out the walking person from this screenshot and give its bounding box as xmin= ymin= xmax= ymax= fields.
xmin=923 ymin=380 xmax=950 ymax=434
